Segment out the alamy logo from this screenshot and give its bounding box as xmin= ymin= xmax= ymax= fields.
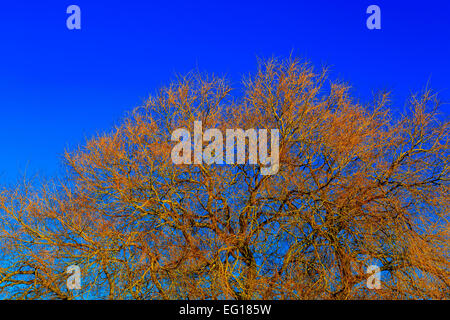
xmin=66 ymin=5 xmax=81 ymax=30
xmin=366 ymin=265 xmax=381 ymax=289
xmin=66 ymin=265 xmax=81 ymax=290
xmin=366 ymin=5 xmax=381 ymax=30
xmin=171 ymin=121 xmax=280 ymax=175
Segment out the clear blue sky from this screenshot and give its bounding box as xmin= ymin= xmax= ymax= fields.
xmin=0 ymin=0 xmax=449 ymax=183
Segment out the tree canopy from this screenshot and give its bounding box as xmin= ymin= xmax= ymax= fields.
xmin=0 ymin=58 xmax=448 ymax=299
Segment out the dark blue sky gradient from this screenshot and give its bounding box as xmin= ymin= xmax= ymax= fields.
xmin=0 ymin=0 xmax=449 ymax=182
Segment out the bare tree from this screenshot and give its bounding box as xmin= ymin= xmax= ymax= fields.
xmin=1 ymin=57 xmax=448 ymax=299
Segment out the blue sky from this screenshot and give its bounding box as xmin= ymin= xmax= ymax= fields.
xmin=0 ymin=0 xmax=449 ymax=183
